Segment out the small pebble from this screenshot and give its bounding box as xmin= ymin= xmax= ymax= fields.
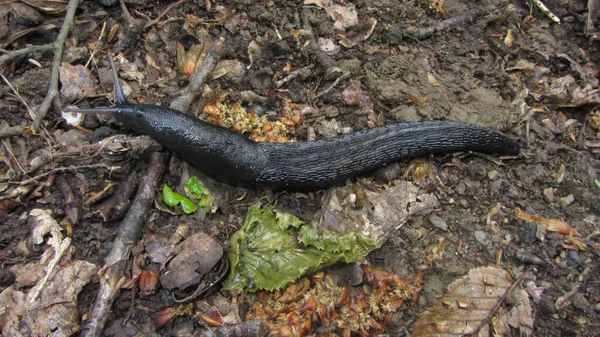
xmin=558 ymin=194 xmax=574 ymax=207
xmin=543 ymin=187 xmax=554 ymax=203
xmin=429 ymin=214 xmax=448 ymax=231
xmin=460 ymin=199 xmax=469 ymax=208
xmin=487 ymin=170 xmax=499 ymax=180
xmin=473 ymin=230 xmax=488 ymax=245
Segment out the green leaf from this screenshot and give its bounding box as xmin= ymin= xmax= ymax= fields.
xmin=224 ymin=206 xmax=380 ymax=292
xmin=162 ymin=184 xmax=198 ymax=214
xmin=595 ymin=179 xmax=600 ymax=189
xmin=185 ymin=176 xmax=215 ymax=211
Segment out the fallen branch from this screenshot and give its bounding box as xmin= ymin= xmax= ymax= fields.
xmin=81 ymin=152 xmax=168 ymax=337
xmin=32 ymin=0 xmax=81 ymax=131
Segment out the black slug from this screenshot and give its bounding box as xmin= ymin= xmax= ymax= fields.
xmin=64 ymin=57 xmax=520 ymax=188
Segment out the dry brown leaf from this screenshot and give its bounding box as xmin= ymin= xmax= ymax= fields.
xmin=0 ymin=287 xmax=26 ymax=335
xmin=33 ymin=260 xmax=97 ymax=336
xmin=515 ymin=208 xmax=581 ymax=237
xmin=305 ymin=0 xmax=357 ymax=31
xmin=59 ymin=63 xmax=97 ymax=101
xmin=159 ymin=233 xmax=223 ymax=291
xmin=412 ymin=267 xmax=533 ymax=337
xmin=20 ymin=0 xmax=68 ymax=14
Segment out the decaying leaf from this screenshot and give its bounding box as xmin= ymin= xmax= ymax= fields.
xmin=412 ymin=267 xmax=533 ymax=337
xmin=159 ymin=233 xmax=223 ymax=291
xmin=33 ymin=260 xmax=97 ymax=336
xmin=304 ymin=0 xmax=357 ymax=31
xmin=516 ymin=208 xmax=581 ymax=237
xmin=59 ymin=62 xmax=97 ymax=100
xmin=0 ymin=287 xmax=26 ymax=335
xmin=225 ymin=207 xmax=379 ymax=292
xmin=314 ymin=180 xmax=439 ymax=243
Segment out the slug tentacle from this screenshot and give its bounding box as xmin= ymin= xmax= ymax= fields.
xmin=109 ymin=56 xmax=127 ymax=104
xmin=61 ymin=56 xmax=520 ymax=188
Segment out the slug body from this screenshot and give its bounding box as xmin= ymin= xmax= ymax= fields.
xmin=66 ymin=57 xmax=520 ymax=188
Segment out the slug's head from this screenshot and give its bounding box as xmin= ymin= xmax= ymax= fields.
xmin=62 ymin=55 xmax=135 ymax=121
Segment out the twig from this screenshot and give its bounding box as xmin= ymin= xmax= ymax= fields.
xmin=314 ymin=71 xmax=351 ymax=99
xmin=56 ymin=174 xmax=80 ymax=225
xmin=85 ymin=21 xmax=107 ymax=69
xmin=389 ymin=4 xmax=497 ymax=41
xmin=0 ymin=73 xmax=36 ymax=120
xmin=32 ymin=0 xmax=81 ymax=131
xmin=144 ymin=0 xmax=186 ymax=29
xmin=6 ymin=164 xmax=119 ymax=186
xmin=81 ymin=152 xmax=168 ymax=337
xmin=274 ymin=65 xmax=314 ymax=87
xmin=532 ymin=0 xmax=561 ymax=24
xmin=93 ymin=171 xmax=139 ymax=222
xmin=118 ymin=0 xmax=137 ymax=26
xmin=0 ymin=45 xmax=56 ymax=66
xmin=170 ymin=36 xmax=225 ymax=113
xmin=0 ymin=124 xmax=27 ymax=138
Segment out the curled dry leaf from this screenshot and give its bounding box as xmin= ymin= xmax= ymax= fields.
xmin=515 ymin=208 xmax=581 ymax=237
xmin=412 ymin=267 xmax=533 ymax=337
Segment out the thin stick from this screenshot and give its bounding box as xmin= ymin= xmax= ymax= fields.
xmin=32 ymin=0 xmax=81 ymax=131
xmin=81 ymin=152 xmax=168 ymax=337
xmin=0 ymin=73 xmax=36 ymax=120
xmin=532 ymin=0 xmax=561 ymax=24
xmin=6 ymin=163 xmax=119 ymax=186
xmin=144 ymin=0 xmax=186 ymax=29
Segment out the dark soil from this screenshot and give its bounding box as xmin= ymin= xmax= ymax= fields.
xmin=1 ymin=0 xmax=599 ymax=336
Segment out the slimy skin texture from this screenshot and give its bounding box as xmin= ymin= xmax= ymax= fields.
xmin=65 ymin=57 xmax=520 ymax=188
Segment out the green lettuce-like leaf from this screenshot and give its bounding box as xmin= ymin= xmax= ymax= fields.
xmin=224 ymin=206 xmax=380 ymax=292
xmin=162 ymin=184 xmax=198 ymax=213
xmin=184 ymin=176 xmax=215 ymax=211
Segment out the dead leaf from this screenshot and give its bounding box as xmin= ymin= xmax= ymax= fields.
xmin=305 ymin=0 xmax=357 ymax=30
xmin=313 ymin=180 xmax=439 ymax=244
xmin=412 ymin=267 xmax=533 ymax=337
xmin=59 ymin=63 xmax=97 ymax=101
xmin=0 ymin=287 xmax=26 ymax=335
xmin=20 ymin=0 xmax=68 ymax=14
xmin=33 ymin=260 xmax=97 ymax=336
xmin=515 ymin=208 xmax=581 ymax=237
xmin=159 ymin=233 xmax=223 ymax=290
xmin=339 ymin=17 xmax=377 ymax=48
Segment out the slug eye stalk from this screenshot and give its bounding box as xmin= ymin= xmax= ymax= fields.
xmin=61 ymin=55 xmax=129 ymax=116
